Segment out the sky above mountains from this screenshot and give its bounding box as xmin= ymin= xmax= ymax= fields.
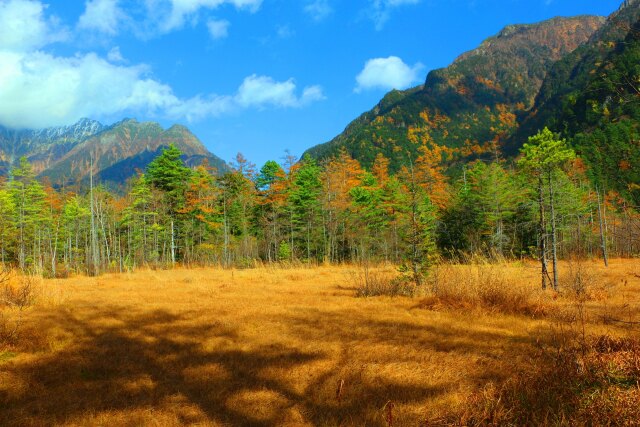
xmin=0 ymin=0 xmax=623 ymax=167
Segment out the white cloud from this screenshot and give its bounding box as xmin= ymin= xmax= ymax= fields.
xmin=158 ymin=0 xmax=262 ymax=32
xmin=304 ymin=0 xmax=332 ymax=22
xmin=0 ymin=50 xmax=174 ymax=129
xmin=236 ymin=75 xmax=325 ymax=109
xmin=355 ymin=56 xmax=423 ymax=92
xmin=78 ymin=0 xmax=125 ymax=35
xmin=74 ymin=0 xmax=263 ymax=39
xmin=301 ymin=85 xmax=326 ymax=104
xmin=107 ymin=46 xmax=124 ymax=62
xmin=0 ymin=49 xmax=324 ymax=129
xmin=207 ymin=18 xmax=230 ymax=39
xmin=0 ymin=0 xmax=66 ymax=51
xmin=0 ymin=0 xmax=322 ymax=130
xmin=367 ymin=0 xmax=420 ymax=30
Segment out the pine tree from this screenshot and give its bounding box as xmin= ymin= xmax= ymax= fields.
xmin=121 ymin=174 xmax=156 ymax=267
xmin=146 ymin=144 xmax=192 ymax=264
xmin=0 ymin=189 xmax=17 ymax=264
xmin=349 ymin=172 xmax=387 ymax=261
xmin=61 ymin=195 xmax=90 ymax=273
xmin=321 ymin=148 xmax=363 ymax=262
xmin=8 ymin=157 xmax=48 ymax=271
xmin=398 ymin=164 xmax=437 ymax=287
xmin=518 ymin=128 xmax=576 ymax=290
xmin=289 ymin=155 xmax=322 ymax=261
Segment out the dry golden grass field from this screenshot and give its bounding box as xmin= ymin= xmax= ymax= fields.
xmin=1 ymin=260 xmax=639 ymax=426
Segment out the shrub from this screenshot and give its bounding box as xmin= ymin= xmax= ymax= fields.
xmin=1 ymin=268 xmax=35 ymax=345
xmin=277 ymin=241 xmax=292 ymax=261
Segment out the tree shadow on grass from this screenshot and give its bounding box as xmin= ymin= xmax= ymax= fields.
xmin=0 ymin=305 xmax=449 ymax=426
xmin=278 ymin=308 xmax=541 ymax=423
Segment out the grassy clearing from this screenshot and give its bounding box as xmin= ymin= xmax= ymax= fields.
xmin=0 ymin=260 xmax=638 ymax=426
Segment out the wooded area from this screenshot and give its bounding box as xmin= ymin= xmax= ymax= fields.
xmin=0 ymin=127 xmax=637 ymax=286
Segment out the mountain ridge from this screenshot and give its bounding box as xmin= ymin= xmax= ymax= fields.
xmin=0 ymin=118 xmax=228 ymax=189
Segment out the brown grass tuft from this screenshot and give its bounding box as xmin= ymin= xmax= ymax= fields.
xmin=352 ymin=264 xmax=416 ymax=297
xmin=420 ymin=261 xmax=548 ymax=317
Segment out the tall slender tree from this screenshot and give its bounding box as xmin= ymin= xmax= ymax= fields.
xmin=146 ymin=144 xmax=192 ymax=263
xmin=518 ymin=128 xmax=576 ymax=290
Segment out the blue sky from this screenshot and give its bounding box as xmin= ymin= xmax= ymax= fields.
xmin=0 ymin=0 xmax=623 ymax=167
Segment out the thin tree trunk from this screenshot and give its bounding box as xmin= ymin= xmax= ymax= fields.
xmin=548 ymin=173 xmax=559 ymax=291
xmin=538 ymin=176 xmax=549 ymax=290
xmin=89 ymin=157 xmax=100 ymax=276
xmin=223 ymin=193 xmax=229 ymax=267
xmin=596 ymin=187 xmax=609 ymax=267
xmin=171 ymin=219 xmax=176 ymax=265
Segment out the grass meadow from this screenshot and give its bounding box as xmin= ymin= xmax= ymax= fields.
xmin=1 ymin=259 xmax=639 ymax=426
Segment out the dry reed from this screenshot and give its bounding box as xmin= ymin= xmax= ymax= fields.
xmin=419 ymin=260 xmax=548 ymax=317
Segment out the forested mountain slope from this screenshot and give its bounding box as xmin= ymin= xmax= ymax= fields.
xmin=304 ymin=15 xmax=605 ymax=171
xmin=513 ymin=0 xmax=640 ymax=204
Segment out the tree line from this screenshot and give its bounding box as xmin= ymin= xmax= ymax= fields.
xmin=0 ymin=128 xmax=638 ymax=287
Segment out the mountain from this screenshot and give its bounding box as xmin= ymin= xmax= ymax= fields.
xmin=0 ymin=118 xmax=228 ymax=189
xmin=0 ymin=118 xmax=106 ymax=175
xmin=511 ymin=0 xmax=640 ymax=203
xmin=514 ymin=0 xmax=640 ymax=141
xmin=304 ymin=15 xmax=605 ymax=171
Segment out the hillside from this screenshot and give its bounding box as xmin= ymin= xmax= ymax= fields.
xmin=516 ymin=0 xmax=640 ymax=138
xmin=513 ymin=0 xmax=640 ymax=203
xmin=0 ymin=119 xmax=228 ymax=189
xmin=305 ymin=15 xmax=605 ymax=170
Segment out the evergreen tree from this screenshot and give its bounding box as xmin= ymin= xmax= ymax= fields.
xmin=397 ymin=164 xmax=438 ymax=287
xmin=61 ymin=195 xmax=90 ymax=272
xmin=146 ymin=144 xmax=192 ymax=263
xmin=289 ymin=155 xmax=322 ymax=261
xmin=121 ymin=174 xmax=156 ymax=267
xmin=8 ymin=157 xmax=48 ymax=271
xmin=0 ymin=189 xmax=17 ymax=264
xmin=518 ymin=128 xmax=576 ymax=290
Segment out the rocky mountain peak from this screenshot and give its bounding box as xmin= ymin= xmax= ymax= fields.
xmin=30 ymin=118 xmax=105 ymax=142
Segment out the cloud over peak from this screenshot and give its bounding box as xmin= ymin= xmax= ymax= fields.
xmin=355 ymin=56 xmax=424 ymax=92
